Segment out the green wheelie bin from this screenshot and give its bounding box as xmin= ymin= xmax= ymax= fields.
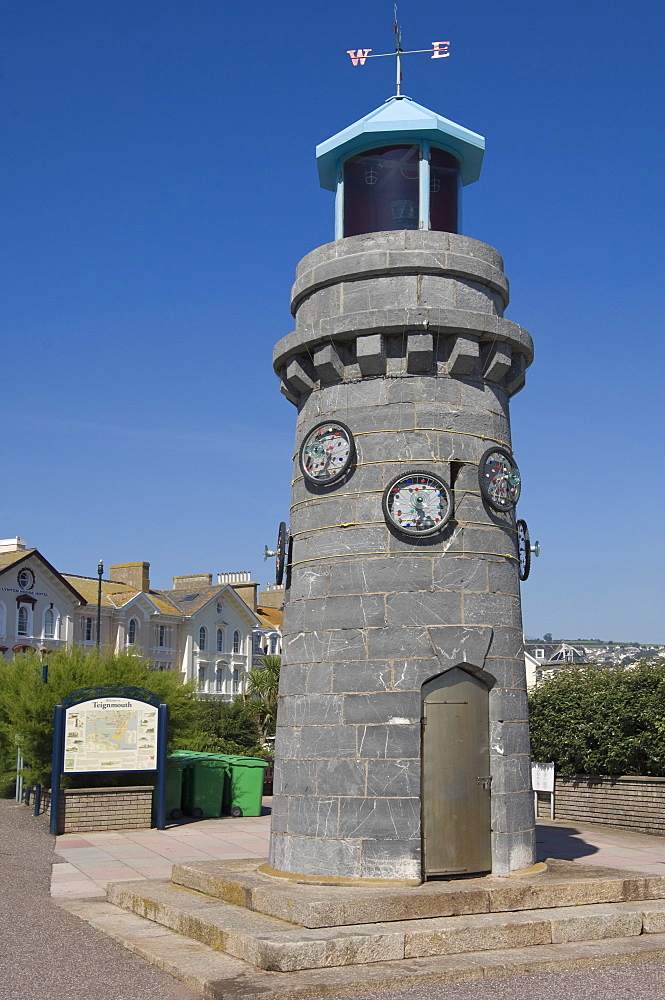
xmin=165 ymin=757 xmax=189 ymax=820
xmin=181 ymin=757 xmax=228 ymax=819
xmin=222 ymin=756 xmax=268 ymax=818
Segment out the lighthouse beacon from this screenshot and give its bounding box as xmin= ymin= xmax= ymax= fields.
xmin=270 ymin=93 xmax=536 ymax=881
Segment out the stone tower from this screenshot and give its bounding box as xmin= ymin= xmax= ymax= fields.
xmin=269 ymin=97 xmax=536 ymax=880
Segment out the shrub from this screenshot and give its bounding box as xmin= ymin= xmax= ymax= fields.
xmin=0 ymin=647 xmax=197 ymax=791
xmin=529 ymin=660 xmax=665 ymax=777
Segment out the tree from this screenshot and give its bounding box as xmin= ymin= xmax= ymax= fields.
xmin=245 ymin=655 xmax=281 ymax=741
xmin=0 ymin=647 xmax=197 ymax=792
xmin=529 ymin=660 xmax=665 ymax=777
xmin=543 ymin=633 xmax=553 ymax=643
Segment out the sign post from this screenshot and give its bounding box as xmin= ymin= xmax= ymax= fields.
xmin=531 ymin=761 xmax=555 ymax=821
xmin=50 ymin=685 xmax=168 ymax=836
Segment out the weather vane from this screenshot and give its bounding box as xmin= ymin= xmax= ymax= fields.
xmin=347 ymin=5 xmax=450 ymax=97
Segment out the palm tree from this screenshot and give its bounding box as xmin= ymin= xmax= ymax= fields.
xmin=245 ymin=655 xmax=280 ymax=740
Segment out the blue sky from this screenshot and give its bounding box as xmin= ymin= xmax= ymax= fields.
xmin=1 ymin=1 xmax=663 ymax=642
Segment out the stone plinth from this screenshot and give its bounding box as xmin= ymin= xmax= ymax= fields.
xmin=271 ymin=231 xmax=536 ymax=879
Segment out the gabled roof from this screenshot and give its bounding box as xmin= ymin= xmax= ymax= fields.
xmin=63 ymin=575 xmax=182 ymax=615
xmin=0 ymin=549 xmax=86 ymax=605
xmin=158 ymin=584 xmax=260 ymax=625
xmin=316 ymin=96 xmax=485 ymax=191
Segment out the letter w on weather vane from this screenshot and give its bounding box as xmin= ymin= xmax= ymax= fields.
xmin=347 ymin=5 xmax=450 ymax=96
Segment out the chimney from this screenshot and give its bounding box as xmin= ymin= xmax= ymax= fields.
xmin=0 ymin=538 xmax=26 ymax=553
xmin=110 ymin=562 xmax=150 ymax=592
xmin=171 ymin=573 xmax=212 ymax=590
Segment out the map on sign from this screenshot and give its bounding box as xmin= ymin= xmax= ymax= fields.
xmin=63 ymin=697 xmax=159 ymax=773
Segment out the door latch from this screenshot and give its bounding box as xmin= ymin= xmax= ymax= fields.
xmin=476 ymin=775 xmax=492 ymax=789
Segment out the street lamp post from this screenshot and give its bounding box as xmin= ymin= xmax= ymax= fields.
xmin=96 ymin=559 xmax=103 ymax=649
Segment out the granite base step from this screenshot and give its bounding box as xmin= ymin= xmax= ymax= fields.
xmin=58 ymin=897 xmax=665 ymax=1000
xmin=106 ymin=875 xmax=665 ymax=973
xmin=172 ymin=856 xmax=665 ymax=928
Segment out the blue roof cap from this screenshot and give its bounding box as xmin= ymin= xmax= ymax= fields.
xmin=316 ymin=96 xmax=485 ymax=191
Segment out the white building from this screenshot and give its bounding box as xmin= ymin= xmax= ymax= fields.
xmin=0 ymin=540 xmax=273 ymax=701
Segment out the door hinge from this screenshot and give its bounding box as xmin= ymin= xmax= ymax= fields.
xmin=476 ymin=776 xmax=493 ymax=788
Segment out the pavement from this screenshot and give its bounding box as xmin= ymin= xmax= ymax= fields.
xmin=50 ymin=804 xmax=665 ymax=899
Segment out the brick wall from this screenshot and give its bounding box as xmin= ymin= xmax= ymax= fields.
xmin=52 ymin=785 xmax=154 ymax=834
xmin=536 ymin=776 xmax=665 ymax=836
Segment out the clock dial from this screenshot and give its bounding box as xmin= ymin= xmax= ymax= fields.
xmin=275 ymin=521 xmax=287 ymax=586
xmin=516 ymin=519 xmax=531 ymax=581
xmin=383 ymin=471 xmax=453 ymax=537
xmin=299 ymin=421 xmax=355 ymax=485
xmin=479 ymin=447 xmax=521 ymax=512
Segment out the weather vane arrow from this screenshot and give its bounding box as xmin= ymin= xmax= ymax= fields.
xmin=347 ymin=5 xmax=450 ymax=96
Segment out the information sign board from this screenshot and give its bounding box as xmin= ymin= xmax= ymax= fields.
xmin=531 ymin=762 xmax=555 ymax=792
xmin=63 ymin=697 xmax=159 ymax=773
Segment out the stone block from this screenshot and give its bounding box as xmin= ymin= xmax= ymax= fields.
xmin=367 ymin=625 xmax=433 ymax=661
xmin=285 ymin=356 xmax=317 ymax=395
xmin=487 ymin=558 xmax=520 ymax=596
xmin=641 ymin=901 xmax=665 ymax=932
xmin=305 ymin=594 xmax=386 ymax=631
xmin=488 ymin=688 xmax=529 ymax=722
xmin=313 ymin=342 xmax=345 ymax=384
xmin=548 ymin=904 xmax=642 ymax=944
xmin=275 ymin=759 xmax=317 ymax=796
xmin=332 ymin=660 xmax=393 ymax=694
xmin=316 ymin=759 xmax=367 ymax=797
xmin=490 ymin=828 xmax=537 ymax=877
xmin=491 ymin=789 xmax=535 ymax=834
xmin=366 ymin=758 xmax=421 ymax=798
xmin=505 ymin=351 xmax=527 ymax=396
xmin=454 ymin=278 xmax=495 ymax=315
xmin=278 ymin=663 xmax=307 ymax=696
xmin=419 ymin=274 xmax=456 ymax=308
xmin=299 ymin=725 xmax=358 ymax=759
xmin=359 ymin=838 xmax=421 ymax=879
xmin=448 ymin=334 xmax=479 ymax=376
xmin=404 ymin=910 xmax=551 ymax=958
xmin=385 ymin=591 xmax=462 ymax=628
xmin=356 ymin=334 xmax=387 ymax=376
xmin=336 ymin=797 xmax=420 ymax=840
xmin=463 ymin=592 xmax=521 ymax=629
xmin=387 ymin=374 xmax=461 ymax=406
xmin=288 ymin=795 xmax=340 ymax=838
xmin=323 ymin=628 xmax=368 ymax=662
xmin=327 ymin=556 xmax=434 ymax=597
xmin=273 ymin=726 xmax=302 ymax=760
xmin=270 ymin=791 xmax=289 ymax=833
xmin=357 ymin=723 xmax=421 ymax=759
xmin=489 ymin=720 xmax=532 ymax=756
xmin=433 ymin=556 xmax=489 ymax=594
xmin=343 ymin=691 xmax=421 ymax=725
xmin=482 ymin=343 xmax=512 ymax=384
xmin=406 ymin=333 xmax=434 ymax=373
xmin=487 ymin=755 xmax=532 ymax=795
xmin=278 ymin=694 xmax=344 ymax=727
xmin=306 ymin=662 xmax=333 ymax=693
xmin=269 ymin=832 xmax=361 ymax=879
xmin=426 ymin=625 xmax=493 ymax=669
xmin=487 ymin=626 xmax=525 ymax=659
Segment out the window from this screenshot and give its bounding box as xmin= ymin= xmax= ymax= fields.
xmin=270 ymin=634 xmax=278 ymax=655
xmin=535 ymin=649 xmax=545 ymax=659
xmin=216 ymin=600 xmax=225 ymax=614
xmin=233 ymin=630 xmax=240 ymax=654
xmin=232 ymin=668 xmax=240 ymax=694
xmin=198 ymin=665 xmax=206 ymax=691
xmin=0 ymin=602 xmax=6 ymax=636
xmin=216 ymin=628 xmax=224 ymax=653
xmin=216 ymin=667 xmax=224 ymax=693
xmin=127 ymin=619 xmax=137 ymax=645
xmin=17 ymin=606 xmax=29 ymax=637
xmin=44 ymin=608 xmax=55 ymax=639
xmin=84 ymin=617 xmax=94 ymax=642
xmin=253 ymin=633 xmax=263 ymax=653
xmin=158 ymin=624 xmax=166 ymax=647
xmin=198 ymin=626 xmax=207 ymax=651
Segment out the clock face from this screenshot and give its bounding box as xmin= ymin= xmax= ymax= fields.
xmin=299 ymin=421 xmax=355 ymax=485
xmin=516 ymin=519 xmax=531 ymax=581
xmin=275 ymin=521 xmax=287 ymax=586
xmin=479 ymin=447 xmax=521 ymax=512
xmin=17 ymin=568 xmax=35 ymax=591
xmin=383 ymin=471 xmax=453 ymax=537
